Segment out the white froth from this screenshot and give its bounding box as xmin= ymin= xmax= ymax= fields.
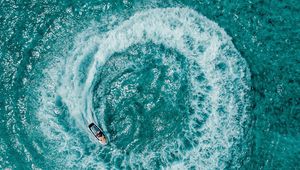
xmin=36 ymin=7 xmax=250 ymax=169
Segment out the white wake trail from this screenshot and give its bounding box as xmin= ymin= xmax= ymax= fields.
xmin=36 ymin=7 xmax=250 ymax=169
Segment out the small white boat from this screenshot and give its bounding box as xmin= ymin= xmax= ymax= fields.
xmin=88 ymin=123 xmax=108 ymax=145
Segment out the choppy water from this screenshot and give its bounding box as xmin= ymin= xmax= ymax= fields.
xmin=0 ymin=0 xmax=299 ymax=169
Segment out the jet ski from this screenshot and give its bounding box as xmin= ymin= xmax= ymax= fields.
xmin=88 ymin=123 xmax=108 ymax=145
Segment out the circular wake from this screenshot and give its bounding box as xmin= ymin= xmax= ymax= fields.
xmin=33 ymin=7 xmax=250 ymax=169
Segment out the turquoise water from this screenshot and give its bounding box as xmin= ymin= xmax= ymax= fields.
xmin=0 ymin=0 xmax=299 ymax=169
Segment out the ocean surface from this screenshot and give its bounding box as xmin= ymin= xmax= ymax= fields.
xmin=0 ymin=0 xmax=299 ymax=169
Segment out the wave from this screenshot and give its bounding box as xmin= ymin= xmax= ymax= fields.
xmin=33 ymin=7 xmax=250 ymax=169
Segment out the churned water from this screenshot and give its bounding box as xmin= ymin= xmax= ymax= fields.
xmin=0 ymin=0 xmax=299 ymax=169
